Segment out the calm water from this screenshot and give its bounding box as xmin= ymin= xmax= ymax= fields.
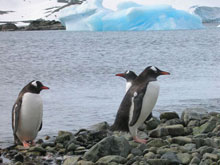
xmin=0 ymin=27 xmax=220 ymax=147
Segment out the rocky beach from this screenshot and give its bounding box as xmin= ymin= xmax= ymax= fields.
xmin=0 ymin=19 xmax=65 ymax=31
xmin=1 ymin=108 xmax=220 ymax=165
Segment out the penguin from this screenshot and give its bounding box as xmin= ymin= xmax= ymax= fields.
xmin=12 ymin=80 xmax=49 ymax=148
xmin=115 ymin=70 xmax=137 ymax=92
xmin=115 ymin=70 xmax=153 ymax=121
xmin=111 ymin=66 xmax=170 ymax=143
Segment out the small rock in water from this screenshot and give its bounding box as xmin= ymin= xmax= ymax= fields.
xmin=45 ymin=135 xmax=50 ymax=140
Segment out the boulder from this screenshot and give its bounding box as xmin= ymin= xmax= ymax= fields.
xmin=181 ymin=108 xmax=208 ymax=125
xmin=83 ymin=136 xmax=131 ymax=162
xmin=193 ymin=116 xmax=217 ymax=135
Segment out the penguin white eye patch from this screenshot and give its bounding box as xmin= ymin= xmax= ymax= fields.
xmin=31 ymin=81 xmax=37 ymax=87
xmin=150 ymin=66 xmax=157 ymax=72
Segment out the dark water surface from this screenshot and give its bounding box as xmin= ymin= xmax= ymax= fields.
xmin=0 ymin=28 xmax=220 ymax=147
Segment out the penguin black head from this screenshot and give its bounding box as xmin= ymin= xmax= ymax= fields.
xmin=142 ymin=66 xmax=170 ymax=78
xmin=116 ymin=70 xmax=137 ymax=82
xmin=28 ymin=80 xmax=49 ymax=94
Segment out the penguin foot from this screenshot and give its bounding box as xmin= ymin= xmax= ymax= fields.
xmin=133 ymin=136 xmax=147 ymax=144
xmin=22 ymin=141 xmax=30 ymax=148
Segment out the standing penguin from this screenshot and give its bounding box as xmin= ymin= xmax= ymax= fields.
xmin=115 ymin=70 xmax=153 ymax=121
xmin=111 ymin=66 xmax=170 ymax=143
xmin=12 ymin=80 xmax=49 ymax=147
xmin=115 ymin=70 xmax=137 ymax=92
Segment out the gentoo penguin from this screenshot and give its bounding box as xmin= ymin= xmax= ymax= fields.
xmin=111 ymin=66 xmax=170 ymax=143
xmin=115 ymin=70 xmax=153 ymax=121
xmin=12 ymin=80 xmax=49 ymax=147
xmin=116 ymin=70 xmax=137 ymax=92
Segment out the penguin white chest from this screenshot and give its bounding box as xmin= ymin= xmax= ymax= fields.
xmin=17 ymin=93 xmax=43 ymax=141
xmin=141 ymin=81 xmax=160 ymax=120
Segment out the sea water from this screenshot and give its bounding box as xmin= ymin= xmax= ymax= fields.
xmin=0 ymin=26 xmax=220 ymax=147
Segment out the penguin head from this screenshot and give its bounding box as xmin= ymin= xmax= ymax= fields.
xmin=144 ymin=66 xmax=170 ymax=78
xmin=116 ymin=70 xmax=137 ymax=82
xmin=28 ymin=80 xmax=49 ymax=94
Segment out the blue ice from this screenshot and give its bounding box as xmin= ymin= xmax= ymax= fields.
xmin=58 ymin=0 xmax=203 ymax=31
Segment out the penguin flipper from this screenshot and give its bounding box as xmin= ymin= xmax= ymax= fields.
xmin=12 ymin=100 xmax=22 ymax=135
xmin=129 ymin=89 xmax=146 ymax=127
xmin=39 ymin=122 xmax=42 ymax=131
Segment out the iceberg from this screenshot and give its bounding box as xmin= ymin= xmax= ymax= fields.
xmin=58 ymin=0 xmax=203 ymax=31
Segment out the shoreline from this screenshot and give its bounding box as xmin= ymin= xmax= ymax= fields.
xmin=1 ymin=108 xmax=220 ymax=164
xmin=0 ymin=19 xmax=65 ymax=31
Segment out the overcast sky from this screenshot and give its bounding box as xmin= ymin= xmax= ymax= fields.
xmin=1 ymin=0 xmax=220 ymax=12
xmin=103 ymin=0 xmax=220 ymax=10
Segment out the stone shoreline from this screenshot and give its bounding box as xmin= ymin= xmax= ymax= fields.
xmin=1 ymin=108 xmax=220 ymax=165
xmin=0 ymin=19 xmax=65 ymax=31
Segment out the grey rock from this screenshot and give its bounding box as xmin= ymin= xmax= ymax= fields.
xmin=161 ymin=152 xmax=181 ymax=164
xmin=149 ymin=124 xmax=184 ymax=137
xmin=89 ymin=122 xmax=110 ymax=131
xmin=14 ymin=153 xmax=24 ymax=162
xmin=29 ymin=146 xmax=46 ymax=155
xmin=198 ymin=146 xmax=214 ymax=155
xmin=181 ymin=108 xmax=208 ymax=125
xmin=83 ymin=136 xmax=130 ymax=162
xmin=147 ymin=159 xmax=170 ymax=165
xmin=42 ymin=142 xmax=55 ymax=148
xmin=157 ymin=148 xmax=174 ymax=155
xmin=187 ymin=120 xmax=200 ymax=127
xmin=193 ymin=117 xmax=217 ymax=135
xmin=189 ymin=157 xmax=200 ymax=165
xmin=165 ymin=118 xmax=183 ymax=126
xmin=149 ymin=127 xmax=169 ymax=138
xmin=199 ymin=159 xmax=213 ymax=165
xmin=177 ymin=153 xmax=192 ymax=164
xmin=192 ymin=138 xmax=205 ymax=148
xmin=182 ymin=143 xmax=196 ymax=152
xmin=63 ymin=156 xmax=80 ymax=165
xmin=144 ymin=152 xmax=155 ymax=159
xmin=160 ymin=112 xmax=179 ymax=121
xmin=56 ymin=131 xmax=72 ymax=144
xmin=145 ymin=117 xmax=160 ymax=130
xmin=131 ymin=148 xmax=142 ymax=156
xmin=170 ymin=136 xmax=192 ymax=145
xmin=146 ymin=139 xmax=169 ymax=148
xmin=166 ymin=124 xmax=185 ymax=136
xmin=67 ymin=143 xmax=77 ymax=152
xmin=203 ymin=153 xmax=218 ymax=161
xmin=96 ymin=155 xmax=126 ymax=164
xmin=77 ymin=160 xmax=94 ymax=165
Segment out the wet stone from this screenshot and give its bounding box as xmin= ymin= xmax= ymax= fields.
xmin=14 ymin=153 xmax=24 ymax=162
xmin=160 ymin=112 xmax=179 ymax=121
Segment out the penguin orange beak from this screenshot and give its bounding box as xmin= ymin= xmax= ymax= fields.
xmin=115 ymin=73 xmax=125 ymax=77
xmin=41 ymin=86 xmax=49 ymax=90
xmin=159 ymin=71 xmax=170 ymax=75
